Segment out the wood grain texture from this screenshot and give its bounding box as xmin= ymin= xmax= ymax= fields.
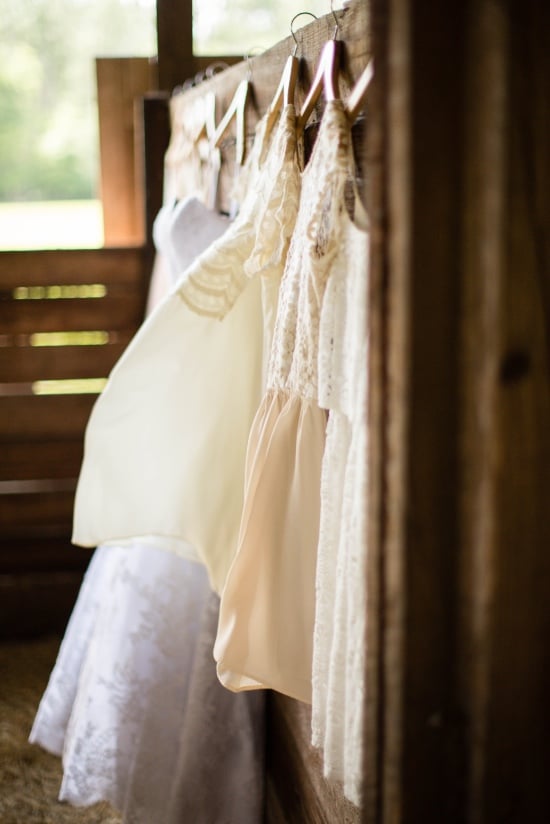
xmin=0 ymin=293 xmax=143 ymax=334
xmin=475 ymin=1 xmax=550 ymax=819
xmin=156 ymin=0 xmax=194 ymax=92
xmin=0 ymin=440 xmax=84 ymax=482
xmin=0 ymin=537 xmax=91 ymax=574
xmin=138 ymin=94 xmax=171 ymax=248
xmin=0 ymin=571 xmax=88 ymax=639
xmin=0 ymin=248 xmax=147 ymax=288
xmin=0 ymin=341 xmax=129 ymax=383
xmin=0 ymin=394 xmax=96 ymax=439
xmin=96 ymin=58 xmax=157 ymax=246
xmin=0 ymin=535 xmax=93 ymax=575
xmin=376 ymin=0 xmax=550 ymax=821
xmin=266 ymin=693 xmax=360 ymax=824
xmin=0 ymin=488 xmax=75 ymax=532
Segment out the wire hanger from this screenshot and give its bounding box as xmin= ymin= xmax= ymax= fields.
xmin=297 ymin=1 xmax=343 ymax=135
xmin=264 ymin=12 xmax=318 ymax=135
xmin=346 ymin=60 xmax=374 ymax=123
xmin=212 ymin=55 xmax=254 ymax=166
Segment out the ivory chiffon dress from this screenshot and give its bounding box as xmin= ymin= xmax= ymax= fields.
xmin=71 ymin=104 xmax=300 ymax=594
xmin=30 ymin=187 xmax=267 ymax=823
xmin=214 ymin=100 xmax=354 ymax=705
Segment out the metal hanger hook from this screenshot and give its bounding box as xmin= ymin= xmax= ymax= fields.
xmin=290 ymin=12 xmax=318 ymax=56
xmin=330 ymin=0 xmax=340 ymax=39
xmin=243 ymin=46 xmax=264 ymax=80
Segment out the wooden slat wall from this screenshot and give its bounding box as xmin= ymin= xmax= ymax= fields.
xmin=0 ymin=246 xmax=149 ymax=638
xmin=371 ymin=0 xmax=550 ymax=821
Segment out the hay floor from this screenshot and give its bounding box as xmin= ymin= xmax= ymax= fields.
xmin=0 ymin=636 xmax=122 ymax=824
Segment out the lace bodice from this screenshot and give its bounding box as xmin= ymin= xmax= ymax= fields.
xmin=317 ymin=196 xmax=369 ymax=415
xmin=177 ymin=105 xmax=300 ymax=319
xmin=267 ymin=101 xmax=353 ymax=400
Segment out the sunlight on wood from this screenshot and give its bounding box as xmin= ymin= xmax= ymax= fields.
xmin=13 ymin=284 xmax=107 ymax=300
xmin=32 ymin=378 xmax=108 ymax=395
xmin=30 ymin=331 xmax=110 ymax=347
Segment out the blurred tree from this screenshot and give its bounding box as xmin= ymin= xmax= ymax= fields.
xmin=0 ymin=0 xmax=156 ymax=201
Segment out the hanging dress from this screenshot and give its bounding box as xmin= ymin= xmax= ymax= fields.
xmin=311 ymin=173 xmax=369 ymax=806
xmin=30 ymin=173 xmax=266 ymax=823
xmin=214 ymin=100 xmax=353 ymax=704
xmin=71 ymin=104 xmax=300 ymax=595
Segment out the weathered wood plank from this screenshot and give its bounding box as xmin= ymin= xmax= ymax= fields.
xmin=156 ymin=0 xmax=194 ymax=92
xmin=0 ymin=488 xmax=75 ymax=531
xmin=0 ymin=537 xmax=91 ymax=573
xmin=0 ymin=293 xmax=143 ymax=334
xmin=0 ymin=394 xmax=95 ymax=439
xmin=96 ymin=57 xmax=157 ymax=246
xmin=377 ymin=0 xmax=550 ymax=822
xmin=0 ymin=439 xmax=84 ymax=481
xmin=473 ymin=2 xmax=550 ymax=819
xmin=0 ymin=247 xmax=147 ymax=288
xmin=138 ymin=94 xmax=171 ymax=248
xmin=0 ymin=571 xmax=87 ymax=638
xmin=266 ymin=693 xmax=360 ymax=824
xmin=0 ymin=341 xmax=129 ymax=383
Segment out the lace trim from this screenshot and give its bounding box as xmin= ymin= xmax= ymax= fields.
xmin=177 ymin=227 xmax=253 ymax=318
xmin=177 ymin=109 xmax=297 ymax=319
xmin=244 ymin=106 xmax=300 ymax=282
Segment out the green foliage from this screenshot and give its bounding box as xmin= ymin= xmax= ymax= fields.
xmin=0 ymin=0 xmax=156 ymax=202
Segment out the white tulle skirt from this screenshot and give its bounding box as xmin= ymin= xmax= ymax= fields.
xmin=30 ymin=542 xmax=265 ymax=824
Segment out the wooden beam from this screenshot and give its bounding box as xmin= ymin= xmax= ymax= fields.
xmin=96 ymin=57 xmax=157 ymax=246
xmin=0 ymin=247 xmax=147 ymax=288
xmin=168 ymin=3 xmax=370 ymax=214
xmin=377 ymin=0 xmax=550 ymax=821
xmin=156 ymin=0 xmax=194 ymax=91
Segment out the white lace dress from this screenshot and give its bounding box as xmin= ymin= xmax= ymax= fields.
xmin=312 ymin=177 xmax=369 ymax=806
xmin=30 ymin=193 xmax=266 ymax=823
xmin=29 ymin=543 xmax=265 ymax=823
xmin=71 ymin=105 xmax=300 ymax=594
xmin=214 ymin=101 xmax=353 ymax=705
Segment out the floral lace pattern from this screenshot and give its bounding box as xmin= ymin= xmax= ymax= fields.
xmin=178 ymin=106 xmax=300 ymax=319
xmin=267 ymin=101 xmax=352 ymax=400
xmin=311 ymin=187 xmax=370 ymax=806
xmin=30 ymin=543 xmax=265 ymax=824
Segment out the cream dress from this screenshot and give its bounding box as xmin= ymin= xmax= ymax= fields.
xmin=72 ymin=105 xmax=300 ymax=594
xmin=214 ymin=100 xmax=354 ymax=704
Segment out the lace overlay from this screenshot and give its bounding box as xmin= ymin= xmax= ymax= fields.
xmin=178 ymin=106 xmax=300 ymax=319
xmin=30 ymin=544 xmax=265 ymax=824
xmin=311 ymin=182 xmax=370 ymax=806
xmin=214 ymin=102 xmax=353 ymax=705
xmin=268 ymin=101 xmax=352 ymax=400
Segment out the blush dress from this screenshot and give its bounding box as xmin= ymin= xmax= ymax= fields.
xmin=214 ymin=100 xmax=354 ymax=705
